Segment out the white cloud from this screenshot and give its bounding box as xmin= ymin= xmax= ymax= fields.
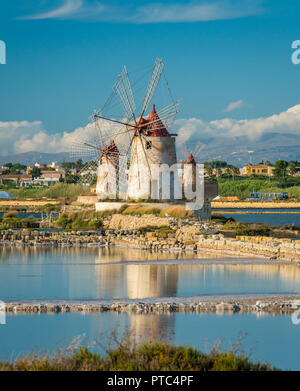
xmin=2 ymin=103 xmax=300 ymax=157
xmin=223 ymin=99 xmax=245 ymax=113
xmin=19 ymin=0 xmax=264 ymax=23
xmin=134 ymin=1 xmax=263 ymax=23
xmin=175 ymin=103 xmax=300 ymax=146
xmin=20 ymin=0 xmax=83 ymax=20
xmin=0 ymin=120 xmax=95 ymax=156
xmin=0 ymin=121 xmax=43 ymax=156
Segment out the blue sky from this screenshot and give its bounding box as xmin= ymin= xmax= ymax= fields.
xmin=1 ymin=0 xmax=300 ymax=156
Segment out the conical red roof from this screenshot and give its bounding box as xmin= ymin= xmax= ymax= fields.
xmin=187 ymin=153 xmax=196 ymax=165
xmin=146 ymin=104 xmax=170 ymax=137
xmin=101 ymin=140 xmax=119 ymax=156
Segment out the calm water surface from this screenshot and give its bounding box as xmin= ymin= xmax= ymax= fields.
xmin=0 ymin=213 xmax=59 ymax=219
xmin=1 ymin=247 xmax=300 ymax=370
xmin=1 ymin=248 xmax=300 ymax=300
xmin=213 ymin=208 xmax=300 ymax=225
xmin=1 ymin=312 xmax=300 ymax=370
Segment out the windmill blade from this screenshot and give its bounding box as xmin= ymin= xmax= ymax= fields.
xmin=113 ymin=65 xmax=136 ymax=122
xmin=156 ymin=98 xmax=182 ymax=118
xmin=122 ymin=65 xmax=136 ymax=121
xmin=78 ymin=160 xmax=98 ymax=185
xmin=139 ymin=58 xmax=164 ymax=121
xmin=181 ymin=142 xmax=189 ymax=161
xmin=71 ymin=140 xmax=99 ymax=160
xmin=93 ymin=115 xmax=135 ymax=158
xmin=193 ymin=143 xmax=205 ymax=160
xmin=138 ymin=134 xmax=151 ymax=175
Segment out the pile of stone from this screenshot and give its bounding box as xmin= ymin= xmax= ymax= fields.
xmin=5 ymin=296 xmax=299 ymax=314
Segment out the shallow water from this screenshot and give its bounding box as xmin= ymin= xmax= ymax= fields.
xmin=1 ymin=312 xmax=299 ymax=370
xmin=213 ymin=208 xmax=300 ymax=225
xmin=0 ymin=247 xmax=300 ymax=301
xmin=0 ymin=213 xmax=59 ymax=219
xmin=1 ymin=247 xmax=300 ymax=370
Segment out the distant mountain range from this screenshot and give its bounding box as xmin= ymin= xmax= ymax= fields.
xmin=178 ymin=132 xmax=300 ymax=166
xmin=1 ymin=132 xmax=300 ymax=167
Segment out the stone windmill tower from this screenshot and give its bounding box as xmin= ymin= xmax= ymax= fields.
xmin=96 ymin=140 xmax=120 ymax=199
xmin=86 ymin=58 xmax=181 ymax=201
xmin=126 ymin=103 xmax=177 ymax=200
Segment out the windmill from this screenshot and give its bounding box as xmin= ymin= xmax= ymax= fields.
xmin=180 ymin=142 xmax=205 ymax=165
xmin=72 ymin=58 xmax=182 ymax=200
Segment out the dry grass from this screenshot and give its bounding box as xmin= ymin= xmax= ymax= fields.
xmin=122 ymin=205 xmax=162 ymax=216
xmin=160 ymin=205 xmax=193 ymax=219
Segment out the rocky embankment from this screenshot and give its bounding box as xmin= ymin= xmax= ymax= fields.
xmin=5 ymin=295 xmax=300 ymax=314
xmin=1 ymin=214 xmax=300 ymax=262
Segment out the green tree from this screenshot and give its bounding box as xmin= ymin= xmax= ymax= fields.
xmin=31 ymin=167 xmax=41 ymax=179
xmin=65 ymin=174 xmax=80 ymax=184
xmin=288 ymin=161 xmax=297 ymax=176
xmin=75 ymin=159 xmax=83 ymax=171
xmin=216 ymin=167 xmax=222 ymax=177
xmin=273 ymin=160 xmax=288 ymax=178
xmin=10 ymin=163 xmax=27 ymax=174
xmin=206 ymin=167 xmax=213 ymax=177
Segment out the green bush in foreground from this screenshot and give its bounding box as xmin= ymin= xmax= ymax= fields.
xmin=0 ymin=341 xmax=276 ymax=371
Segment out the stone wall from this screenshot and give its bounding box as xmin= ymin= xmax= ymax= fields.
xmin=77 ymin=195 xmax=98 ymax=205
xmin=1 ymin=224 xmax=300 ymax=262
xmin=108 ymin=214 xmax=170 ymax=230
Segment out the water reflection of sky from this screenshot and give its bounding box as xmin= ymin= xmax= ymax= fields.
xmin=213 ymin=208 xmax=300 ymax=225
xmin=1 ymin=312 xmax=300 ymax=370
xmin=0 ymin=248 xmax=300 ymax=301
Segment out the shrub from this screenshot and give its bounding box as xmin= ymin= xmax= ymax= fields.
xmin=211 ymin=214 xmax=235 ymax=223
xmin=122 ymin=205 xmax=161 ymax=216
xmin=224 ymin=221 xmax=271 ymax=236
xmin=0 ymin=341 xmax=276 ymax=371
xmin=118 ymin=204 xmax=129 ymax=214
xmin=54 ymin=211 xmax=103 ymax=230
xmin=136 ymin=225 xmax=175 ymax=238
xmin=88 ymin=219 xmax=103 ymax=229
xmin=96 ymin=209 xmax=118 ymax=218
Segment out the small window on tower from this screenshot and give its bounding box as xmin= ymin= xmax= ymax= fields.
xmin=146 ymin=141 xmax=152 ymax=150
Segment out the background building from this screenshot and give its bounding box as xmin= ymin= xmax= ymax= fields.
xmin=242 ymin=164 xmax=274 ymax=176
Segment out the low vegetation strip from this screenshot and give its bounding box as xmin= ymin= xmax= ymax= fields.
xmin=218 ymin=177 xmax=300 ymax=199
xmin=0 ymin=341 xmax=276 ymax=371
